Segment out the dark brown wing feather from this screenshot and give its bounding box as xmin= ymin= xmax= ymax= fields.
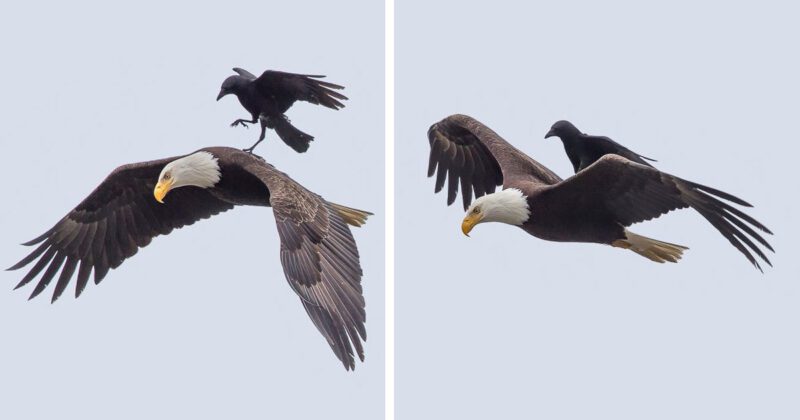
xmin=254 ymin=70 xmax=348 ymax=110
xmin=428 ymin=114 xmax=561 ymax=210
xmin=8 ymin=157 xmax=234 ymax=302
xmin=542 ymin=154 xmax=774 ymax=270
xmin=246 ymin=161 xmax=366 ymax=370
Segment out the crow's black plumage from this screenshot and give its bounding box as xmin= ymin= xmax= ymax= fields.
xmin=217 ymin=68 xmax=347 ymax=153
xmin=545 ymin=120 xmax=657 ymax=173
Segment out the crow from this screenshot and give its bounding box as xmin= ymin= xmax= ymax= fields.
xmin=545 ymin=120 xmax=657 ymax=173
xmin=216 ymin=68 xmax=347 ymax=153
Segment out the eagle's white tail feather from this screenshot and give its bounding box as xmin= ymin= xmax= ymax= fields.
xmin=612 ymin=230 xmax=689 ymax=263
xmin=329 ymin=203 xmax=373 ymax=227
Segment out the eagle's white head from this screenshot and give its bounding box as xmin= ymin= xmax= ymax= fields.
xmin=154 ymin=151 xmax=221 ymax=203
xmin=461 ymin=188 xmax=530 ymax=236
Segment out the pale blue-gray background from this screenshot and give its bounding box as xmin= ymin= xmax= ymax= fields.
xmin=397 ymin=1 xmax=798 ymax=419
xmin=0 ymin=1 xmax=383 ymax=419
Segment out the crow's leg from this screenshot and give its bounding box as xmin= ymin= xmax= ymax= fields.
xmin=230 ymin=117 xmax=257 ymax=128
xmin=243 ymin=120 xmax=268 ymax=153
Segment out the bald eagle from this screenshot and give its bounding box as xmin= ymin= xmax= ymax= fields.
xmin=427 ymin=114 xmax=773 ymax=270
xmin=9 ymin=147 xmax=371 ymax=370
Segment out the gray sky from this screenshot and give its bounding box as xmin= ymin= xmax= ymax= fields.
xmin=0 ymin=1 xmax=383 ymax=419
xmin=397 ymin=1 xmax=799 ymax=419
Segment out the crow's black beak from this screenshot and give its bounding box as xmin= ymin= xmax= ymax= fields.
xmin=544 ymin=128 xmax=556 ymax=139
xmin=216 ymin=90 xmax=226 ymax=101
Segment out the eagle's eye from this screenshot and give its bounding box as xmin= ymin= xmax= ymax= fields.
xmin=163 ymin=172 xmax=171 ymax=180
xmin=472 ymin=207 xmax=480 ymax=214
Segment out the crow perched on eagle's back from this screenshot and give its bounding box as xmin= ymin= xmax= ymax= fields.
xmin=545 ymin=120 xmax=656 ymax=173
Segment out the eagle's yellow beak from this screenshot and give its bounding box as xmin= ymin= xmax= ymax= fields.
xmin=461 ymin=213 xmax=482 ymax=237
xmin=154 ymin=178 xmax=174 ymax=204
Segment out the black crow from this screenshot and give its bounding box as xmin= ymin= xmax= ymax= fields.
xmin=217 ymin=68 xmax=347 ymax=153
xmin=545 ymin=120 xmax=656 ymax=173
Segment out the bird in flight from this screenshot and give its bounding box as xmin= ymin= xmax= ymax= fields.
xmin=217 ymin=68 xmax=347 ymax=153
xmin=427 ymin=114 xmax=773 ymax=270
xmin=9 ymin=147 xmax=371 ymax=370
xmin=545 ymin=120 xmax=657 ymax=173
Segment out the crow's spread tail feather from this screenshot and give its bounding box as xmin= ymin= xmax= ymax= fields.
xmin=266 ymin=115 xmax=315 ymax=153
